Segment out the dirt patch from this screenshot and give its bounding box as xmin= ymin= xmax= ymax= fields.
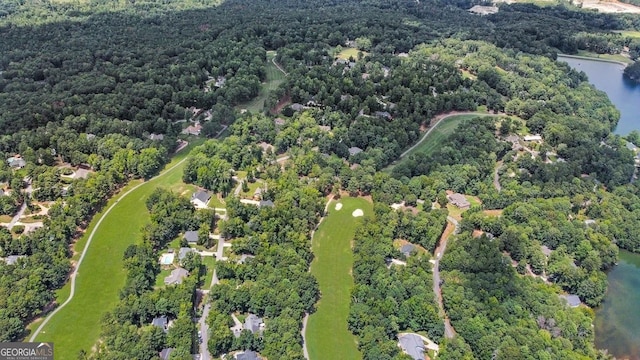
xmin=271 ymin=94 xmax=291 ymax=114
xmin=577 ymin=0 xmax=640 ymax=13
xmin=483 ymin=209 xmax=504 ymax=217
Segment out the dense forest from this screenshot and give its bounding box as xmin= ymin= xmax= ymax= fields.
xmin=1 ymin=0 xmax=640 ymax=359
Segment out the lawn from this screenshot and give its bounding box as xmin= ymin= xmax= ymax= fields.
xmin=201 ymin=256 xmax=216 ymax=289
xmin=32 ymin=143 xmax=199 ymax=360
xmin=614 ymin=30 xmax=640 ymax=38
xmin=207 ymin=193 xmax=226 ymax=209
xmin=307 ymin=197 xmax=372 ymax=360
xmin=387 ymin=114 xmax=481 ymax=171
xmin=574 ymin=50 xmax=633 ymax=64
xmin=237 ymin=51 xmax=286 ymax=113
xmin=335 ymin=47 xmax=367 ymax=60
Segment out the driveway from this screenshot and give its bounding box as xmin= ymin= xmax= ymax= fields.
xmin=199 ymin=303 xmax=211 ymax=360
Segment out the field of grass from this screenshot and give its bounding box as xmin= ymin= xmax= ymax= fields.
xmin=201 ymin=256 xmax=216 ymax=289
xmin=237 ymin=51 xmax=286 ymax=113
xmin=307 ymin=197 xmax=372 ymax=360
xmin=572 ymin=50 xmax=633 ymax=64
xmin=33 ymin=144 xmax=199 ymax=359
xmin=0 ymin=214 xmax=12 ymax=222
xmin=335 ymin=47 xmax=367 ymax=60
xmin=207 ymin=193 xmax=226 ymax=208
xmin=388 ymin=114 xmax=481 ymax=171
xmin=614 ymin=30 xmax=640 ymax=38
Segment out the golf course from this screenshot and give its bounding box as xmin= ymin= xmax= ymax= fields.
xmin=31 ymin=144 xmax=198 ymax=360
xmin=306 ymin=196 xmax=372 ymax=360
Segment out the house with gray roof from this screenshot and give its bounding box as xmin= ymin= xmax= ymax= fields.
xmin=235 ymin=350 xmax=259 ymax=360
xmin=3 ymin=255 xmax=26 ymax=265
xmin=560 ymin=294 xmax=582 ymax=308
xmin=348 ymin=147 xmax=363 ymax=156
xmin=7 ymin=156 xmax=26 ymax=169
xmin=191 ymin=190 xmax=211 ymax=208
xmin=400 ymin=244 xmax=415 ymax=257
xmin=290 ymin=103 xmax=305 ymax=111
xmin=148 ymin=133 xmax=164 ymax=141
xmin=398 ymin=333 xmax=426 ymax=360
xmin=259 ymin=200 xmax=274 ymax=208
xmin=541 ymin=245 xmax=552 ymax=257
xmin=184 ymin=231 xmax=199 ymax=244
xmin=159 ymin=348 xmax=173 ymax=360
xmin=152 ymin=316 xmax=168 ymax=332
xmin=179 ymin=247 xmax=196 ymax=261
xmin=244 ymin=314 xmax=264 ymax=334
xmin=447 ymin=193 xmax=470 ymax=209
xmin=164 ymin=268 xmax=189 ymax=285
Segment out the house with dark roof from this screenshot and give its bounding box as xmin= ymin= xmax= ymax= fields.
xmin=235 ymin=350 xmax=259 ymax=360
xmin=560 ymin=294 xmax=582 ymax=308
xmin=447 ymin=193 xmax=470 ymax=209
xmin=152 ymin=316 xmax=168 ymax=332
xmin=374 ymin=111 xmax=392 ymax=120
xmin=348 ymin=147 xmax=363 ymax=156
xmin=398 ymin=333 xmax=426 ymax=360
xmin=191 ymin=190 xmax=211 ymax=208
xmin=164 ymin=268 xmax=189 ymax=285
xmin=244 ymin=314 xmax=265 ymax=334
xmin=184 ymin=231 xmax=199 ymax=244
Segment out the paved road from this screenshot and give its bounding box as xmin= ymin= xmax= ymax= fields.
xmin=271 ymin=56 xmax=288 ymax=76
xmin=215 ymin=237 xmax=225 ymax=260
xmin=199 ymin=302 xmax=211 ymax=360
xmin=29 ymin=157 xmax=190 ymax=341
xmin=493 ymin=160 xmax=503 ymax=192
xmin=432 ymin=216 xmax=459 ymax=339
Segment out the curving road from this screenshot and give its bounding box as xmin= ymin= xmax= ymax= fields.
xmin=29 ymin=157 xmax=189 ymax=342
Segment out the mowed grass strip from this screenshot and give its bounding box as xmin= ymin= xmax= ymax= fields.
xmin=238 ymin=51 xmax=286 ymax=113
xmin=34 ymin=145 xmax=196 ymax=360
xmin=307 ymin=197 xmax=372 ymax=360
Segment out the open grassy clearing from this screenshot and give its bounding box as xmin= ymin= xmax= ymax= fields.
xmin=307 ymin=197 xmax=372 ymax=360
xmin=614 ymin=30 xmax=640 ymax=38
xmin=237 ymin=51 xmax=286 ymax=113
xmin=335 ymin=47 xmax=367 ymax=60
xmin=33 ymin=142 xmax=201 ymax=359
xmin=388 ymin=114 xmax=480 ymax=171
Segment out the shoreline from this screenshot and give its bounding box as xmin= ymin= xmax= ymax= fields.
xmin=557 ymin=53 xmax=630 ymax=68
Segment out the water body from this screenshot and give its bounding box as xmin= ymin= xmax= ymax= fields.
xmin=558 ymin=56 xmax=640 ymax=359
xmin=593 ymin=251 xmax=640 ymax=360
xmin=557 ymin=55 xmax=640 ymax=135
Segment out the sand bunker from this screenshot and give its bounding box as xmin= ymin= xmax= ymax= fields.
xmin=335 ymin=203 xmax=343 ymax=210
xmin=352 ymin=209 xmax=364 ymax=217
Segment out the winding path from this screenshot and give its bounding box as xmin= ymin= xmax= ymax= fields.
xmin=29 ymin=157 xmax=189 ymax=342
xmin=433 ymin=216 xmax=459 ymax=339
xmin=271 ymin=56 xmax=288 ymax=76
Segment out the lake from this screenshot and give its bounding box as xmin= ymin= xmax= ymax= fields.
xmin=558 ymin=55 xmax=640 ymax=360
xmin=557 ymin=55 xmax=640 ymax=135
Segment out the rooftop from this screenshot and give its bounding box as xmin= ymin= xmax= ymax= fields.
xmin=192 ymin=190 xmax=211 ymax=204
xmin=400 ymin=244 xmax=415 ymax=256
xmin=447 ymin=193 xmax=470 ymax=208
xmin=164 ymin=267 xmax=189 ymax=285
xmin=348 ymin=147 xmax=363 ymax=156
xmin=184 ymin=231 xmax=199 ymax=244
xmin=398 ymin=333 xmax=425 ymax=360
xmin=560 ymin=294 xmax=582 ymax=307
xmin=179 ymin=247 xmax=195 ymax=261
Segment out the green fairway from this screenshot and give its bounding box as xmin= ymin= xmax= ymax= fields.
xmin=32 ymin=145 xmax=198 ymax=360
xmin=387 ymin=114 xmax=480 ymax=171
xmin=307 ymin=197 xmax=372 ymax=360
xmin=335 ymin=47 xmax=367 ymax=60
xmin=238 ymin=51 xmax=286 ymax=113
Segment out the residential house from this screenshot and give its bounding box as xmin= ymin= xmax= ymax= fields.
xmin=468 ymin=5 xmax=499 ymax=15
xmin=184 ymin=231 xmax=199 ymax=244
xmin=191 ymin=190 xmax=211 ymax=208
xmin=447 ymin=193 xmax=470 ymax=209
xmin=560 ymin=294 xmax=582 ymax=308
xmin=237 ymin=254 xmax=256 ymax=264
xmin=374 ymin=111 xmax=392 ymax=120
xmin=179 ymin=247 xmax=196 ymax=261
xmin=86 ymin=133 xmax=96 ymax=141
xmin=400 ymin=244 xmax=415 ymax=257
xmin=182 ymin=122 xmax=202 ymax=136
xmin=7 ymin=156 xmax=26 ymax=169
xmin=398 ymin=333 xmax=426 ymax=360
xmin=259 ymin=200 xmax=274 ymax=208
xmin=258 ymin=142 xmax=274 ymax=153
xmin=151 ymin=316 xmax=169 ymax=332
xmin=524 ymin=134 xmax=543 ymax=142
xmin=148 ymin=133 xmax=164 ymax=141
xmin=159 ymin=348 xmax=173 ymax=360
xmin=348 ymin=147 xmax=363 ymax=156
xmin=244 ymin=314 xmax=265 ymax=334
xmin=290 ymin=103 xmax=305 ymax=112
xmin=235 ymin=350 xmax=259 ymax=360
xmin=253 ymin=187 xmax=263 ymax=200
xmin=541 ymin=245 xmax=552 ymax=257
xmin=274 ymin=118 xmax=286 ymax=126
xmin=164 ymin=268 xmax=189 ymax=285
xmin=3 ymin=255 xmax=26 ymax=265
